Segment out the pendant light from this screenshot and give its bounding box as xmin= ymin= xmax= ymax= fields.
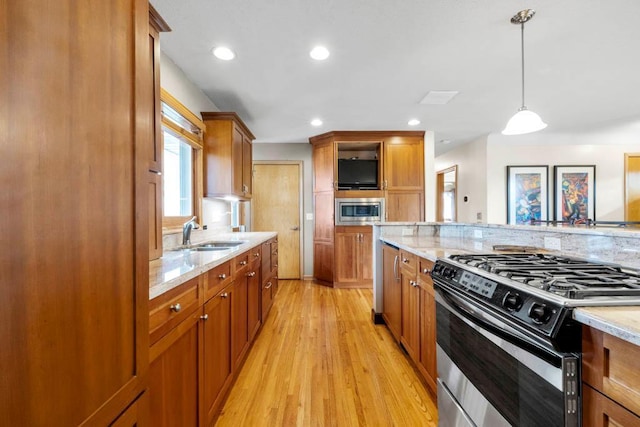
xmin=502 ymin=9 xmax=547 ymax=135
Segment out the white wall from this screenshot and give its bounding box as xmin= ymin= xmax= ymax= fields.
xmin=160 ymin=52 xmax=219 ymax=116
xmin=435 ymin=135 xmax=489 ymax=223
xmin=424 ymin=131 xmax=436 ymax=221
xmin=435 ymin=119 xmax=640 ymax=225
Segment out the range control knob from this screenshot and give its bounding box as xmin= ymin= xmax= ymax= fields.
xmin=433 ymin=264 xmax=443 ymax=275
xmin=502 ymin=292 xmax=523 ymax=312
xmin=529 ymin=303 xmax=553 ymax=324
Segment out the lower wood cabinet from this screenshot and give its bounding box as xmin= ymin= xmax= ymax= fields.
xmin=203 ymin=285 xmax=233 ymax=424
xmin=391 ymin=250 xmax=437 ymax=395
xmin=334 ymin=226 xmax=373 ymax=287
xmin=149 ymin=311 xmax=201 ymax=426
xmin=149 ymin=238 xmax=278 ymax=426
xmin=382 ymin=243 xmax=401 ymax=342
xmin=112 ymin=392 xmax=150 ymax=427
xmin=582 ymin=325 xmax=640 ymax=426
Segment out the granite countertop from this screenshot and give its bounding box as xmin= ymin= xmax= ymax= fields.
xmin=379 ymin=234 xmax=640 ymax=348
xmin=149 ymin=231 xmax=276 ymax=300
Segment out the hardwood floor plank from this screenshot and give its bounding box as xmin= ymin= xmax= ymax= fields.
xmin=216 ymin=280 xmax=437 ymax=426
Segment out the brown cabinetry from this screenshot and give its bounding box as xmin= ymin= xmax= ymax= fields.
xmin=400 ymin=250 xmax=420 ymax=363
xmin=261 ymin=237 xmax=279 ymax=321
xmin=1 ymin=1 xmax=151 ymax=424
xmin=582 ymin=326 xmax=640 ymax=426
xmin=202 ymin=112 xmax=255 ymax=199
xmin=383 ymin=135 xmax=424 ymax=222
xmin=309 ymin=131 xmax=424 ymax=286
xmin=148 ymin=7 xmax=170 ymax=260
xmin=382 ymin=244 xmax=402 ymax=342
xmin=417 ymin=257 xmax=437 ymax=394
xmin=335 ymin=226 xmax=373 ymax=287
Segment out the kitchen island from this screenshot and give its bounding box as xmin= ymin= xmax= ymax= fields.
xmin=375 ymin=222 xmax=640 ymax=425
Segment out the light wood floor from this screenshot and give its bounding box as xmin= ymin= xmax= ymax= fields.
xmin=215 ymin=280 xmax=438 ymax=426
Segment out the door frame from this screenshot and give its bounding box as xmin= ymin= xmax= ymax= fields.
xmin=625 ymin=153 xmax=640 ymax=221
xmin=252 ymin=160 xmax=304 ymax=279
xmin=436 ymin=165 xmax=457 ymax=222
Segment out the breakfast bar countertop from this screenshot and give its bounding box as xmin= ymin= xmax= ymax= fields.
xmin=149 ymin=231 xmax=277 ymax=300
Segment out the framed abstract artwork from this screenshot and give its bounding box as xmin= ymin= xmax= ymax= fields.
xmin=506 ymin=165 xmax=549 ymax=225
xmin=554 ymin=165 xmax=596 ymax=222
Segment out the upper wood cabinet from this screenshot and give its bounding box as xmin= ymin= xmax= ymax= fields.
xmin=313 ymin=139 xmax=336 ymax=192
xmin=1 ymin=1 xmax=150 ymax=424
xmin=383 ymin=136 xmax=424 ymax=191
xmin=202 ymin=112 xmax=255 ymax=199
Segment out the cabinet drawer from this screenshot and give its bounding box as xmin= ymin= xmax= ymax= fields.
xmin=150 ymin=276 xmax=201 ymax=345
xmin=418 ymin=257 xmax=434 ymax=284
xmin=399 ymin=250 xmax=417 ymax=276
xmin=582 ymin=326 xmax=640 ymax=416
xmin=249 ymin=246 xmax=261 ymax=265
xmin=206 ymin=261 xmax=233 ymax=300
xmin=233 ymin=250 xmax=251 ymax=275
xmin=583 ymin=384 xmax=640 ymax=426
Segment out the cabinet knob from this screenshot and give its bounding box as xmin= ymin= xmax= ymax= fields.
xmin=246 ymin=271 xmax=256 ymax=277
xmin=423 ymin=268 xmax=432 ymax=275
xmin=221 ymin=292 xmax=229 ymax=298
xmin=410 ymin=280 xmax=418 ymax=287
xmin=200 ymin=314 xmax=209 ymax=321
xmin=218 ymin=273 xmax=226 ymax=279
xmin=239 ymin=260 xmax=248 ymax=266
xmin=402 ymin=258 xmax=409 ymax=263
xmin=254 ymin=253 xmax=260 ymax=258
xmin=170 ymin=303 xmax=181 ymax=313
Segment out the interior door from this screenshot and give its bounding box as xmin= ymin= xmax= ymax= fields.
xmin=625 ymin=154 xmax=640 ymax=221
xmin=252 ymin=162 xmax=301 ymax=279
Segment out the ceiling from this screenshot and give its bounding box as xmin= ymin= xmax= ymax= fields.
xmin=150 ymin=0 xmax=640 ymax=155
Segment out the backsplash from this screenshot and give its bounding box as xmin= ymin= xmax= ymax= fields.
xmin=379 ymin=222 xmax=640 ymax=269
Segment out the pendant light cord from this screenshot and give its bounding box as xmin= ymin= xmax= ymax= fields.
xmin=521 ymin=22 xmax=526 ymax=108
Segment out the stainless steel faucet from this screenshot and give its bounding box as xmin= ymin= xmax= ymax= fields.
xmin=182 ymin=216 xmax=200 ymax=246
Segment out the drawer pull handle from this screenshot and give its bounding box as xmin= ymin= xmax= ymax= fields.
xmin=170 ymin=303 xmax=181 ymax=313
xmin=218 ymin=273 xmax=227 ymax=279
xmin=239 ymin=260 xmax=248 ymax=266
xmin=200 ymin=314 xmax=209 ymax=321
xmin=265 ymin=282 xmax=272 ymax=289
xmin=221 ymin=292 xmax=229 ymax=298
xmin=410 ymin=280 xmax=418 ymax=287
xmin=246 ymin=271 xmax=256 ymax=277
xmin=254 ymin=253 xmax=260 ymax=258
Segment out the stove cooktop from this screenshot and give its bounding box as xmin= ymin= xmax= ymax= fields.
xmin=446 ymin=253 xmax=640 ymax=304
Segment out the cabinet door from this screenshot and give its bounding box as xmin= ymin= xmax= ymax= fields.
xmin=242 ymin=133 xmax=253 ymax=197
xmin=360 ymin=227 xmax=373 ymax=282
xmin=401 ymin=271 xmax=420 ymax=363
xmin=231 ymin=278 xmax=249 ymax=369
xmin=247 ymin=259 xmax=262 ymax=342
xmin=383 ymin=137 xmax=424 ymax=190
xmin=583 ymin=384 xmax=640 ymax=427
xmin=232 ymin=126 xmax=244 ymax=196
xmin=419 ymin=278 xmax=437 ymax=394
xmin=148 ymin=171 xmax=163 ymax=260
xmin=111 ymin=392 xmax=149 ymax=427
xmin=314 ymin=242 xmax=335 ymax=284
xmin=386 ymin=191 xmax=424 ymax=222
xmin=313 ymin=141 xmax=336 ymax=192
xmin=203 ymin=290 xmax=233 ymax=424
xmin=335 ymin=230 xmax=360 ymax=285
xmin=382 ymin=244 xmax=401 ymax=342
xmin=1 ymin=1 xmax=149 ymax=424
xmin=149 ymin=312 xmax=201 ymax=426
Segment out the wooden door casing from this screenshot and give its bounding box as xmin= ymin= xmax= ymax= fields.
xmin=0 ymin=1 xmax=149 ymax=425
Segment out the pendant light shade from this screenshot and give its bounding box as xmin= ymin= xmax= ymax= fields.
xmin=502 ymin=107 xmax=547 ymax=135
xmin=502 ymin=9 xmax=547 ymax=135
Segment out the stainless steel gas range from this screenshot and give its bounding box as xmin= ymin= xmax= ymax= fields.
xmin=431 ymin=253 xmax=640 ymax=427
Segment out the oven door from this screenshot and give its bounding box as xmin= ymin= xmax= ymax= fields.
xmin=435 ymin=284 xmax=580 ymax=427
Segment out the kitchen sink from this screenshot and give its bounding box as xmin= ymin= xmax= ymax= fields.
xmin=197 ymin=241 xmax=247 ymax=247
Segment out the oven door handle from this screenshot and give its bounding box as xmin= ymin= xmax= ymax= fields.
xmin=435 ymin=285 xmax=564 ymax=366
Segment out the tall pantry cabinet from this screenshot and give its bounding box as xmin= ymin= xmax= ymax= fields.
xmin=309 ymin=131 xmax=425 ymax=286
xmin=1 ymin=1 xmax=151 ymax=425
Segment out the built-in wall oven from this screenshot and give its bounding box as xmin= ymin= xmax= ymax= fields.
xmin=432 ymin=253 xmax=640 ymax=427
xmin=335 ymin=198 xmax=384 ymax=225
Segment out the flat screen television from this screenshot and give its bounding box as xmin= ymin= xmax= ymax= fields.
xmin=337 ymin=159 xmax=378 ymax=189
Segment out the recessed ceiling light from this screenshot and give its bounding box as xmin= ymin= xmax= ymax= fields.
xmin=212 ymin=46 xmax=235 ymax=61
xmin=311 ymin=118 xmax=323 ymax=126
xmin=309 ymin=46 xmax=330 ymax=61
xmin=408 ymin=119 xmax=420 ymax=126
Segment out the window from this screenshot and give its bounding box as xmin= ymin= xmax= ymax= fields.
xmin=160 ymin=89 xmax=205 ymax=230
